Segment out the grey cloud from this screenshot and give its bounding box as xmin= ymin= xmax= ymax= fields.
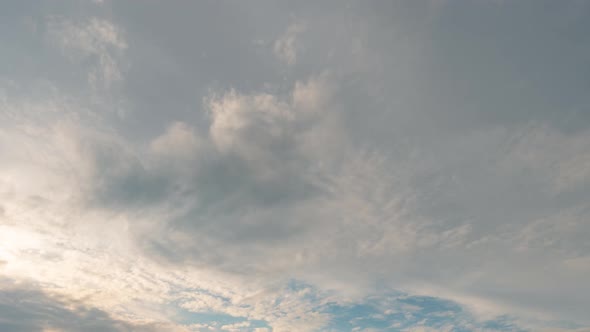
xmin=2 ymin=1 xmax=590 ymax=330
xmin=0 ymin=279 xmax=161 ymax=332
xmin=74 ymin=86 xmax=326 ymax=214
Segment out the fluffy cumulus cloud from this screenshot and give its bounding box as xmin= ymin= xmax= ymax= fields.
xmin=1 ymin=1 xmax=590 ymax=331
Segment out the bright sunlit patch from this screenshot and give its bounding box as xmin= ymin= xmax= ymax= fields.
xmin=0 ymin=225 xmax=45 ymax=268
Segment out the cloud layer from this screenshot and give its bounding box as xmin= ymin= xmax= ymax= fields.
xmin=1 ymin=1 xmax=590 ymax=331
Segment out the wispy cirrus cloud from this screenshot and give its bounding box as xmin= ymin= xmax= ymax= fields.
xmin=46 ymin=17 xmax=127 ymax=91
xmin=273 ymin=22 xmax=306 ymax=66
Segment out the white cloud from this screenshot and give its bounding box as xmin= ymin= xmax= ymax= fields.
xmin=47 ymin=17 xmax=127 ymax=90
xmin=207 ymin=90 xmax=293 ymax=158
xmin=0 ymin=77 xmax=342 ymax=332
xmin=3 ymin=3 xmax=590 ymax=331
xmin=220 ymin=321 xmax=250 ymax=331
xmin=274 ymin=22 xmax=306 ymax=66
xmin=150 ymin=122 xmax=203 ymax=171
xmin=3 ymin=72 xmax=590 ymax=331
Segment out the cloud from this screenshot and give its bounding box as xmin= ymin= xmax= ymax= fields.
xmin=274 ymin=22 xmax=306 ymax=66
xmin=501 ymin=123 xmax=590 ymax=193
xmin=0 ymin=76 xmax=338 ymax=331
xmin=3 ymin=2 xmax=590 ymax=331
xmin=0 ymin=278 xmax=164 ymax=332
xmin=46 ymin=17 xmax=127 ymax=90
xmin=3 ymin=72 xmax=589 ymax=331
xmin=150 ymin=122 xmax=202 ymax=163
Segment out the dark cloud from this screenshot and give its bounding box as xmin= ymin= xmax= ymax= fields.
xmin=0 ymin=279 xmax=161 ymax=332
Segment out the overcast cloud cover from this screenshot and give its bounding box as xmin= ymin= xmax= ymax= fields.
xmin=1 ymin=1 xmax=590 ymax=331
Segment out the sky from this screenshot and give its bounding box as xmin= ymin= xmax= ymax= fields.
xmin=1 ymin=1 xmax=590 ymax=331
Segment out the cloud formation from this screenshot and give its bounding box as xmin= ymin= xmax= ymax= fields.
xmin=274 ymin=22 xmax=306 ymax=66
xmin=1 ymin=1 xmax=590 ymax=331
xmin=46 ymin=17 xmax=127 ymax=90
xmin=0 ymin=278 xmax=165 ymax=332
